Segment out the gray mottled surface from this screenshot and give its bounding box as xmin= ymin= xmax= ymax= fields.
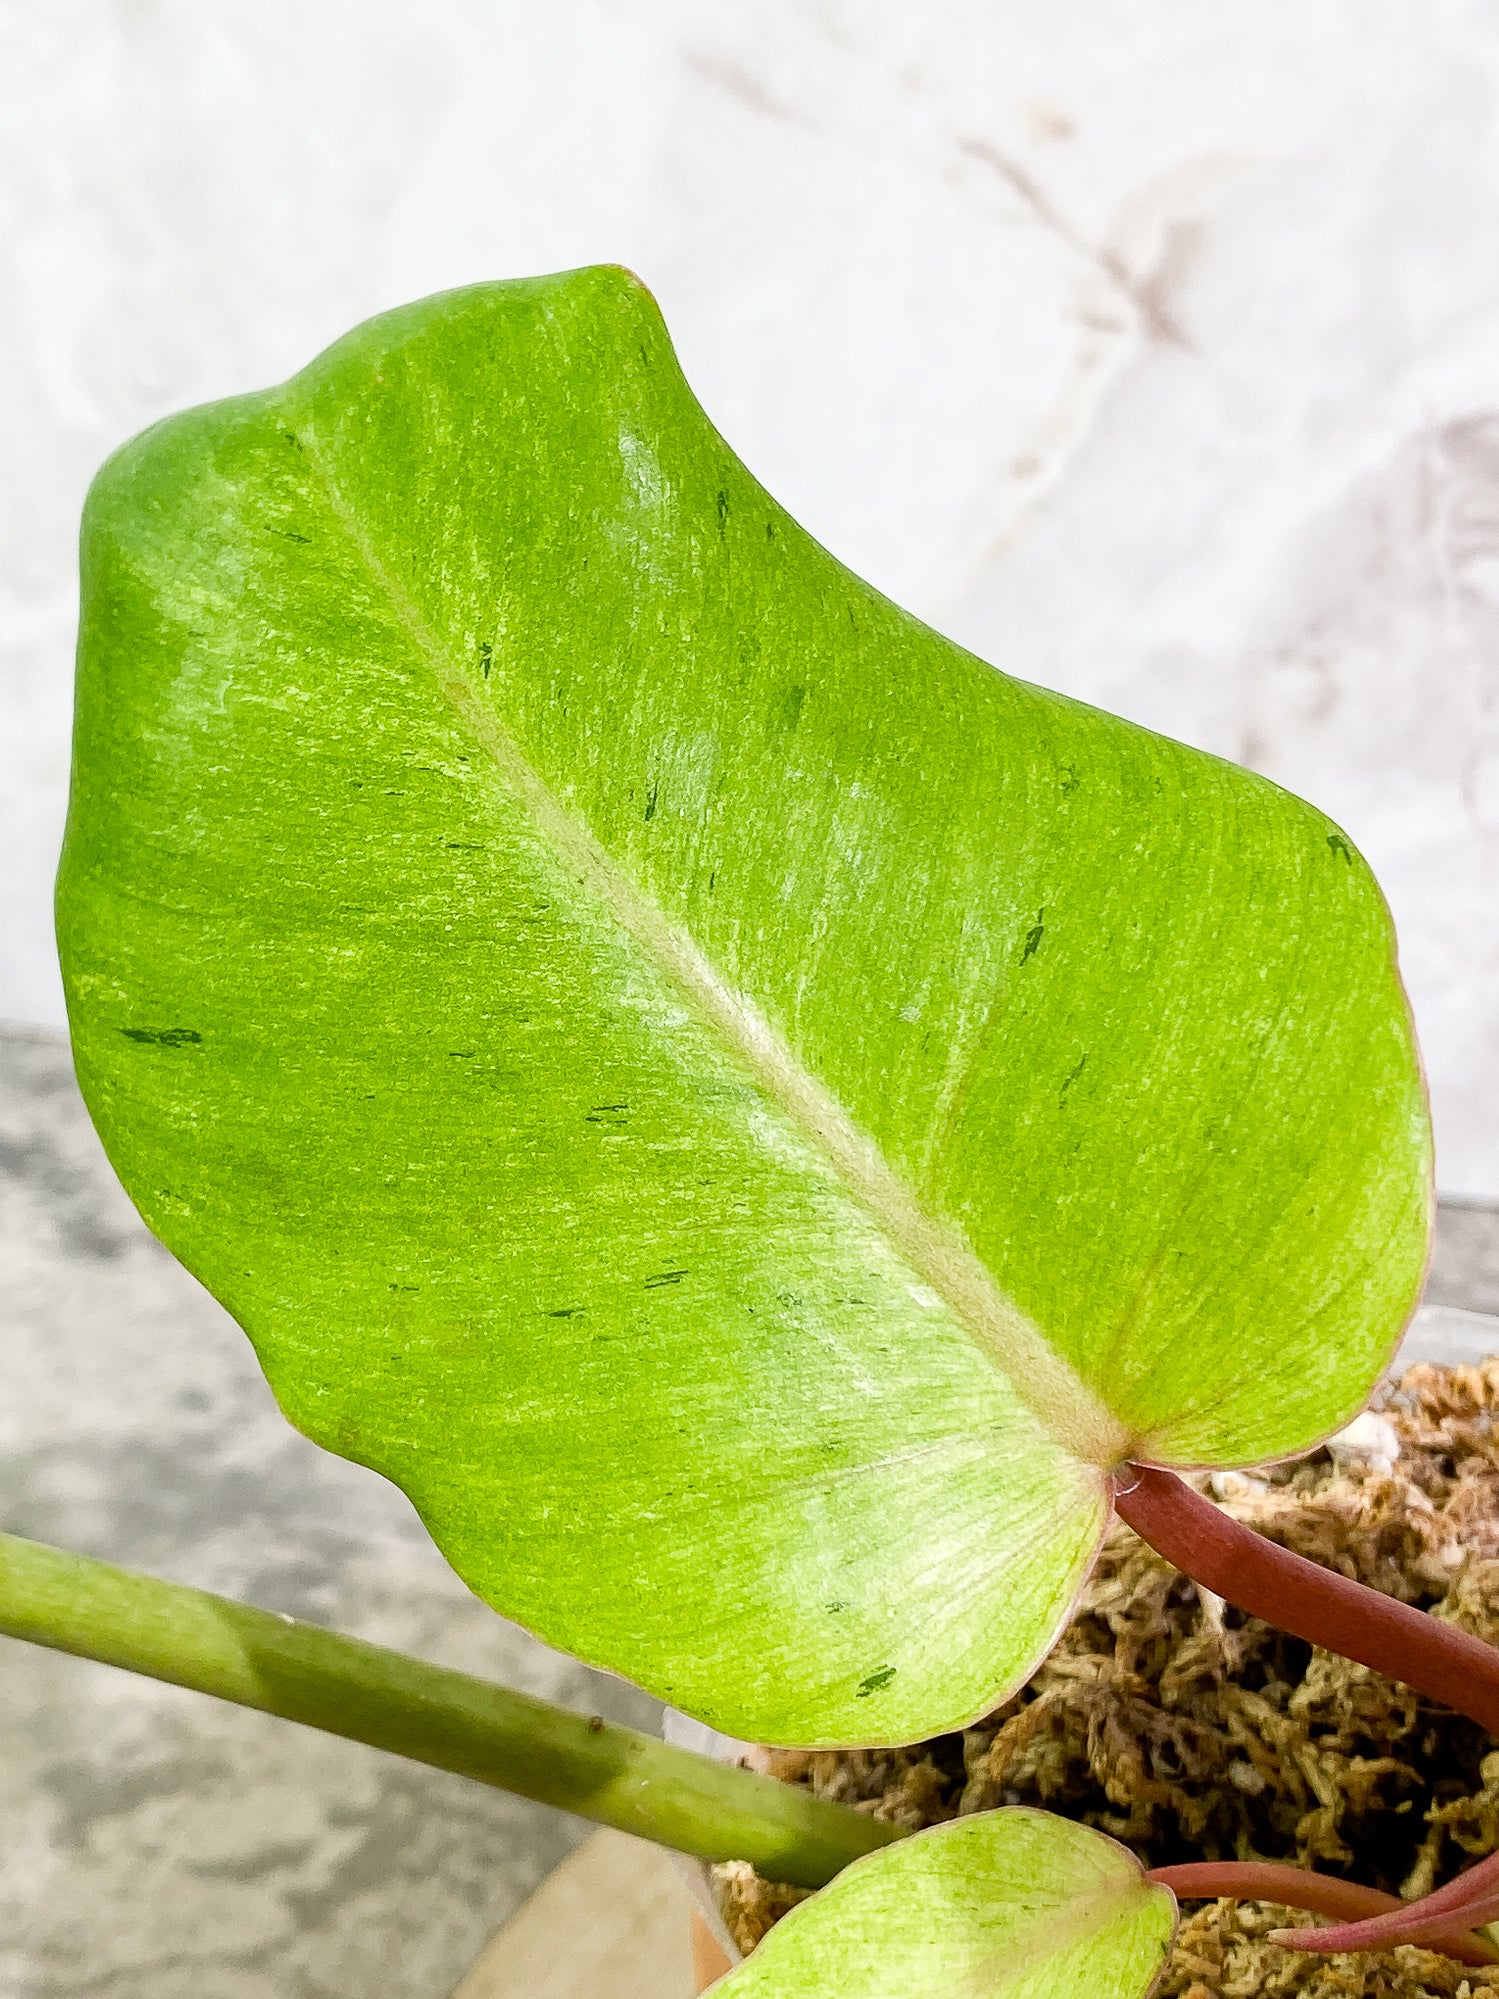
xmin=1426 ymin=1201 xmax=1499 ymax=1319
xmin=2 ymin=1027 xmax=1496 ymax=1998
xmin=5 ymin=5 xmax=1499 ymax=1204
xmin=0 ymin=1029 xmax=660 ymax=1999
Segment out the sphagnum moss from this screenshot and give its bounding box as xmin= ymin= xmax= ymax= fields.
xmin=719 ymin=1359 xmax=1499 ymax=1996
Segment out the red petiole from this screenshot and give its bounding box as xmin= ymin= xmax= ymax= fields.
xmin=1264 ymin=1849 xmax=1499 ymax=1959
xmin=1112 ymin=1465 xmax=1499 ymax=1733
xmin=1147 ymin=1863 xmax=1498 ymax=1969
xmin=1114 ymin=1463 xmax=1499 ymax=1964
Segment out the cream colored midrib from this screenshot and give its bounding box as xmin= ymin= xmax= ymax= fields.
xmin=971 ymin=1880 xmax=1156 ymax=1993
xmin=295 ymin=418 xmax=1129 ymax=1469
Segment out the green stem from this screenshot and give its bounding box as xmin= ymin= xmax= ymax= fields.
xmin=0 ymin=1531 xmax=896 ymax=1888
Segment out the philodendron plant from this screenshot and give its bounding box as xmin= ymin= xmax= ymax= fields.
xmin=6 ymin=263 xmax=1499 ymax=1992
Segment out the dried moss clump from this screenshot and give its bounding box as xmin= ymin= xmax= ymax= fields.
xmin=719 ymin=1359 xmax=1499 ymax=1996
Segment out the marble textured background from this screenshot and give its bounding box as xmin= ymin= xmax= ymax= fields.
xmin=1 ymin=2 xmax=1496 ymax=1192
xmin=3 ymin=14 xmax=1499 ymax=1991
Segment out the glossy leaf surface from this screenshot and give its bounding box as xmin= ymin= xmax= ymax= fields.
xmin=708 ymin=1809 xmax=1177 ymax=1998
xmin=59 ymin=266 xmax=1430 ymax=1745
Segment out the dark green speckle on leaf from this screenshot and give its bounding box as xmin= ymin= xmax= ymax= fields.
xmin=57 ymin=263 xmax=1430 ymax=1753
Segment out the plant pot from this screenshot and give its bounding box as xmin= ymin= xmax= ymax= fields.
xmin=691 ymin=1911 xmax=736 ymax=1990
xmin=662 ymin=1713 xmax=766 ymax=1985
xmin=674 ymin=1306 xmax=1499 ymax=1993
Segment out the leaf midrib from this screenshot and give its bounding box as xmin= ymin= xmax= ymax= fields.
xmin=967 ymin=1876 xmax=1166 ymax=1995
xmin=290 ymin=402 xmax=1128 ymax=1471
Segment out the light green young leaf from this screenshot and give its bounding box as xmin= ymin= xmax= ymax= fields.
xmin=58 ymin=266 xmax=1430 ymax=1747
xmin=708 ymin=1808 xmax=1177 ymax=1998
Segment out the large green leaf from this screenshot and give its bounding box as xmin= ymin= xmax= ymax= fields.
xmin=708 ymin=1809 xmax=1176 ymax=1997
xmin=58 ymin=265 xmax=1429 ymax=1746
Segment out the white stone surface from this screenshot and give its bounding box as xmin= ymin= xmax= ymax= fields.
xmin=2 ymin=1 xmax=1495 ymax=1191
